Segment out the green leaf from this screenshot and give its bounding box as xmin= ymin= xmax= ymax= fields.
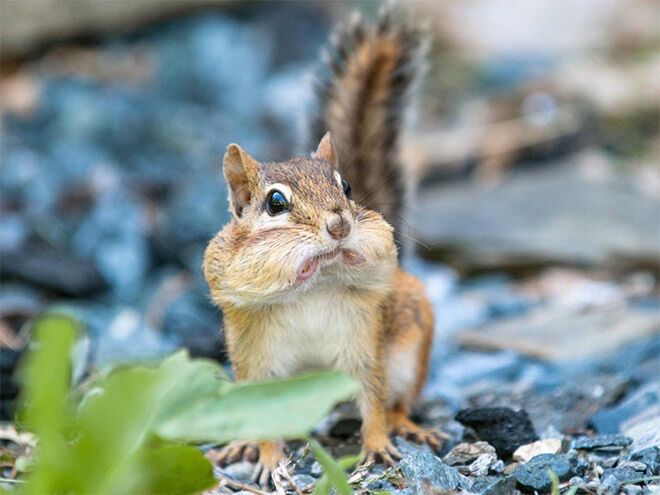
xmin=140 ymin=444 xmax=216 ymax=495
xmin=548 ymin=469 xmax=560 ymax=495
xmin=18 ymin=314 xmax=78 ymax=495
xmin=310 ymin=440 xmax=355 ymax=495
xmin=158 ymin=372 xmax=359 ymax=443
xmin=67 ymin=350 xmax=227 ymax=494
xmin=18 ymin=327 xmax=357 ymax=495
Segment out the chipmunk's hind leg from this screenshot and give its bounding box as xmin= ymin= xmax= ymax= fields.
xmin=385 ymin=270 xmax=449 ymax=451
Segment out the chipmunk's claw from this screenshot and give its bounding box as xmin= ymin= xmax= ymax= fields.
xmin=360 ymin=442 xmax=402 ymax=467
xmin=212 ymin=441 xmax=259 ymax=465
xmin=251 ymin=462 xmax=272 ymax=487
xmin=392 ymin=424 xmax=450 ymax=452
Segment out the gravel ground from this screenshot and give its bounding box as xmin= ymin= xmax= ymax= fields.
xmin=1 ymin=4 xmax=658 ymax=494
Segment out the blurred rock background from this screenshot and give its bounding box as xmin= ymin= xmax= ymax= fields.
xmin=0 ymin=1 xmax=658 ymax=488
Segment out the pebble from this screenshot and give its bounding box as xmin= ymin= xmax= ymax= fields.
xmin=398 ymin=444 xmax=468 ymax=493
xmin=512 ymin=454 xmax=573 ymax=493
xmin=572 ymin=434 xmax=633 ymax=451
xmin=365 ymin=479 xmax=398 ymax=492
xmin=483 ymin=476 xmax=517 ymax=495
xmin=443 ymin=441 xmax=497 ymax=466
xmin=513 ymin=438 xmax=562 ymax=463
xmin=586 ymin=479 xmax=600 ymax=490
xmin=629 ymin=446 xmax=659 ymax=474
xmin=467 ymin=452 xmax=499 ymax=476
xmin=490 ymin=460 xmax=505 ymax=473
xmin=221 ymin=462 xmax=255 ymax=483
xmin=590 ymin=382 xmax=659 ymax=434
xmin=292 ymin=474 xmax=315 ymax=491
xmin=618 ymin=460 xmax=646 ymax=472
xmin=600 ymin=466 xmax=640 ymax=494
xmin=568 ymin=476 xmax=585 ymax=487
xmin=456 ymin=407 xmax=538 ymax=459
xmin=469 ymin=475 xmax=499 ymax=492
xmin=310 ymin=461 xmax=323 ymax=477
xmin=602 ymin=456 xmax=620 ymax=468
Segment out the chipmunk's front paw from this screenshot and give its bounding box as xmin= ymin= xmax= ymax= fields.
xmin=360 ymin=441 xmax=402 ymax=467
xmin=210 ymin=440 xmax=259 ymax=465
xmin=251 ymin=441 xmax=288 ymax=487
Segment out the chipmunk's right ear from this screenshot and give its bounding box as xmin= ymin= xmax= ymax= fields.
xmin=223 ymin=144 xmax=260 ymax=217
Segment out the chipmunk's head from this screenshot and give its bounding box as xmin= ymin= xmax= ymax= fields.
xmin=206 ymin=133 xmax=397 ymax=306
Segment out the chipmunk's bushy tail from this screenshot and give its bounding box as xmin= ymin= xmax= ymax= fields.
xmin=309 ymin=8 xmax=425 ymax=239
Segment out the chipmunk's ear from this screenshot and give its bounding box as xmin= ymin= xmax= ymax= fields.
xmin=312 ymin=132 xmax=338 ymax=168
xmin=223 ymin=143 xmax=260 ymax=217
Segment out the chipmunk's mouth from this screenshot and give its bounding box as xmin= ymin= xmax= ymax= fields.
xmin=296 ymin=248 xmax=366 ymax=283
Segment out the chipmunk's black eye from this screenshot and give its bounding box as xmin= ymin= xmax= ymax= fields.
xmin=342 ymin=179 xmax=352 ymax=199
xmin=266 ymin=190 xmax=289 ymax=216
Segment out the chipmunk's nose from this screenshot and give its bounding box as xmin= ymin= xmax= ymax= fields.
xmin=326 ymin=213 xmax=351 ymax=240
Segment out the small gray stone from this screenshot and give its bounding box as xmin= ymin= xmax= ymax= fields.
xmin=572 ymin=434 xmax=633 ymax=451
xmin=591 ymin=383 xmax=659 ymax=435
xmin=602 ymin=456 xmax=620 ymax=468
xmin=221 ymin=461 xmax=255 ymax=483
xmin=468 ymin=453 xmax=499 ymax=476
xmin=480 ymin=476 xmax=517 ymax=495
xmin=618 ymin=460 xmax=647 ymax=472
xmin=624 ymin=486 xmax=643 ymax=495
xmin=444 ymin=442 xmax=497 ymax=466
xmin=512 ymin=454 xmax=573 ymax=493
xmin=600 ymin=466 xmax=639 ymax=495
xmin=365 ymin=479 xmax=397 ymax=492
xmin=310 ymin=461 xmax=323 ymax=477
xmin=398 ymin=445 xmax=468 ymax=492
xmin=586 ymin=480 xmax=600 ymax=491
xmin=292 ymin=474 xmax=315 ymax=491
xmin=470 ymin=476 xmax=500 ymax=492
xmin=568 ymin=476 xmax=585 ymax=487
xmin=491 ymin=460 xmax=505 ymax=473
xmin=629 ymin=446 xmax=659 ymax=475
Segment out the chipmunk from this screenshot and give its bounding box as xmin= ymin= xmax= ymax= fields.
xmin=203 ymin=11 xmax=445 ymax=486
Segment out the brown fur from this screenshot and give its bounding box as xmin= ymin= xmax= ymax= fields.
xmin=310 ymin=10 xmax=424 ymax=246
xmin=203 ymin=11 xmax=438 ymax=487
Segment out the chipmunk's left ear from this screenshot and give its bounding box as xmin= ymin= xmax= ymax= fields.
xmin=223 ymin=143 xmax=260 ymax=218
xmin=312 ymin=132 xmax=339 ymax=168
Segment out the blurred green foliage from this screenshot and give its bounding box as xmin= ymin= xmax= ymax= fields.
xmin=310 ymin=440 xmax=358 ymax=495
xmin=10 ymin=314 xmax=359 ymax=494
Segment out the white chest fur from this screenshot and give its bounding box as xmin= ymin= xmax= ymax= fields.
xmin=258 ymin=288 xmax=374 ymax=378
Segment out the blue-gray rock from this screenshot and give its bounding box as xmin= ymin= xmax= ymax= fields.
xmin=72 ymin=189 xmax=148 ymax=301
xmin=365 ymin=479 xmax=398 ymax=492
xmin=618 ymin=461 xmax=647 ymax=472
xmin=479 ymin=476 xmax=517 ymax=495
xmin=600 ymin=466 xmax=640 ymax=494
xmin=629 ymin=446 xmax=659 ymax=475
xmin=591 ymin=382 xmax=659 ymax=434
xmin=221 ymin=461 xmax=255 ymax=484
xmin=623 ymin=485 xmax=643 ymax=495
xmin=456 ymin=407 xmax=538 ymax=459
xmin=572 ymin=434 xmax=633 ymax=451
xmin=0 ymin=244 xmax=107 ymax=297
xmin=398 ymin=444 xmax=468 ymax=493
xmin=512 ymin=454 xmax=573 ymax=493
xmin=161 ymin=286 xmax=223 ymax=360
xmin=292 ymin=474 xmax=315 ymax=492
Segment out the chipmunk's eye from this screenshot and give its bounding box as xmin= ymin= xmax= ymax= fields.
xmin=266 ymin=190 xmax=289 ymax=216
xmin=342 ymin=179 xmax=352 ymax=199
